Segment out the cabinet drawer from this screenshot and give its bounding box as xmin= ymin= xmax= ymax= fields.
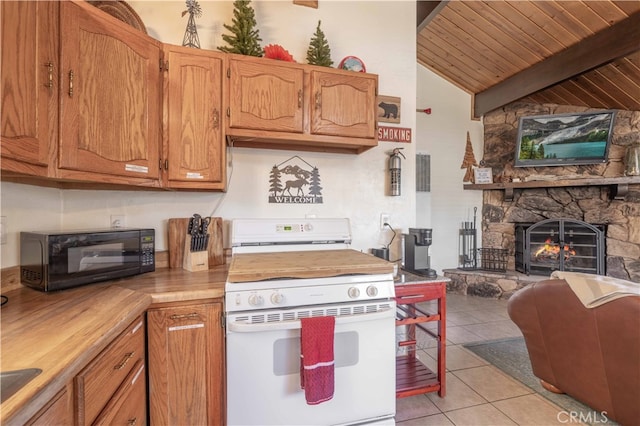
xmin=76 ymin=316 xmax=145 ymax=425
xmin=94 ymin=360 xmax=147 ymax=426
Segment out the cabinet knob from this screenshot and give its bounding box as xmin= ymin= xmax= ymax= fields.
xmin=114 ymin=352 xmax=134 ymax=370
xmin=127 ymin=418 xmax=138 ymax=426
xmin=298 ymin=90 xmax=302 ymax=108
xmin=45 ymin=62 xmax=54 ymax=89
xmin=170 ymin=312 xmax=200 ymax=320
xmin=212 ymin=109 xmax=219 ymax=129
xmin=68 ymin=70 xmax=74 ymax=97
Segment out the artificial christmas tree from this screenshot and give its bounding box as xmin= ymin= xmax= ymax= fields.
xmin=218 ymin=0 xmax=263 ymax=57
xmin=460 ymin=131 xmax=478 ymax=183
xmin=306 ymin=20 xmax=333 ymax=67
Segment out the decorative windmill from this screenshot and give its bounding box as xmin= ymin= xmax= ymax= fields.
xmin=182 ymin=0 xmax=202 ymax=49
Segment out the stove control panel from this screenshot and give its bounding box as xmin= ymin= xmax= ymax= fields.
xmin=226 ymin=278 xmax=395 ymax=312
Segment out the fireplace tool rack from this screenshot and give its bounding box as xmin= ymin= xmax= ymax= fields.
xmin=458 ymin=207 xmax=508 ymax=273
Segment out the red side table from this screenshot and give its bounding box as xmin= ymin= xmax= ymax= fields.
xmin=395 ymin=275 xmax=447 ymax=398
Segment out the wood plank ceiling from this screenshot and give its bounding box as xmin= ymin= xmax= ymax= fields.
xmin=417 ymin=1 xmax=640 ymax=118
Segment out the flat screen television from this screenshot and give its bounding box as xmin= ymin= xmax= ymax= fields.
xmin=514 ymin=110 xmax=616 ymax=167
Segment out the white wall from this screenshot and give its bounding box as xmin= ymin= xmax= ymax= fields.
xmin=416 ymin=64 xmax=483 ymax=273
xmin=0 ymin=1 xmax=417 ymax=267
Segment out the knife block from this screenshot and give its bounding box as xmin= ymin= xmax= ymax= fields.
xmin=168 ymin=217 xmax=224 ymax=270
xmin=183 ymin=235 xmax=209 ymax=272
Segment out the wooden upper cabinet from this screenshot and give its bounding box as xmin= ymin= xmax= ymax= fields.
xmin=226 ymin=55 xmax=378 ymax=154
xmin=58 ymin=1 xmax=162 ymax=184
xmin=163 ymin=45 xmax=226 ymax=190
xmin=228 ymin=56 xmax=304 ymax=133
xmin=310 ymin=70 xmax=377 ymax=139
xmin=0 ymin=1 xmax=58 ymax=177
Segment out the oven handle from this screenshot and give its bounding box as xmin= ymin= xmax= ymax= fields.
xmin=228 ymin=308 xmax=394 ymax=333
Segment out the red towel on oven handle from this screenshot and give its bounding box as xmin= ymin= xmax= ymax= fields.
xmin=300 ymin=316 xmax=335 ymax=405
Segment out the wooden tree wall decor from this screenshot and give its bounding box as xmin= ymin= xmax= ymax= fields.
xmin=269 ymin=156 xmax=323 ymax=204
xmin=293 ymin=1 xmax=318 ymax=8
xmin=182 ymin=0 xmax=202 ymax=48
xmin=461 ymin=131 xmax=478 ymax=183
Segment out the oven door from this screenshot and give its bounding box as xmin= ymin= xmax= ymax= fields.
xmin=226 ymin=301 xmax=396 ymax=426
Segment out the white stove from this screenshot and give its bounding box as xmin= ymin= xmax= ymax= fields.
xmin=225 ymin=218 xmax=396 ymax=426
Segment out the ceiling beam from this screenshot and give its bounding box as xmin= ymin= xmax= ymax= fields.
xmin=417 ymin=1 xmax=448 ymax=33
xmin=474 ymin=11 xmax=640 ymax=117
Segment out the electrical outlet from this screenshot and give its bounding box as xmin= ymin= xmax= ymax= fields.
xmin=380 ymin=213 xmax=390 ymax=230
xmin=0 ymin=216 xmax=6 ymax=245
xmin=110 ymin=214 xmax=125 ymax=229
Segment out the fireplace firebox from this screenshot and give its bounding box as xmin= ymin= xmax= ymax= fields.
xmin=515 ymin=218 xmax=605 ymax=276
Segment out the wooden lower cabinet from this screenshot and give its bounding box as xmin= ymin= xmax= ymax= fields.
xmin=26 ymin=385 xmax=73 ymax=426
xmin=147 ymin=301 xmax=224 ymax=425
xmin=93 ymin=360 xmax=147 ymax=426
xmin=75 ymin=315 xmax=146 ymax=425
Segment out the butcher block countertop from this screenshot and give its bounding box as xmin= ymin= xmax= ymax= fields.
xmin=227 ymin=249 xmax=395 ymax=282
xmin=116 ymin=264 xmax=229 ymax=303
xmin=0 ymin=264 xmax=228 ymax=424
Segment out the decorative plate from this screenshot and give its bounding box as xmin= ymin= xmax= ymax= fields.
xmin=338 ymin=56 xmax=366 ymax=73
xmin=88 ymin=1 xmax=147 ymax=34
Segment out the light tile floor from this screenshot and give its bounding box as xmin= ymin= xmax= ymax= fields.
xmin=396 ymin=293 xmax=585 ymax=426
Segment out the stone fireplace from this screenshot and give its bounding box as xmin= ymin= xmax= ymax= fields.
xmin=444 ymin=102 xmax=640 ymax=298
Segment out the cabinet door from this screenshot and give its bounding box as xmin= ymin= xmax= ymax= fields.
xmin=1 ymin=1 xmax=58 ymax=176
xmin=26 ymin=385 xmax=72 ymax=426
xmin=147 ymin=302 xmax=224 ymax=426
xmin=163 ymin=45 xmax=225 ymax=190
xmin=58 ymin=1 xmax=161 ymax=182
xmin=228 ymin=57 xmax=304 ymax=132
xmin=310 ymin=70 xmax=377 ymax=139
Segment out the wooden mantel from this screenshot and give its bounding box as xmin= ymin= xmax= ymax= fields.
xmin=463 ymin=176 xmax=640 ymax=201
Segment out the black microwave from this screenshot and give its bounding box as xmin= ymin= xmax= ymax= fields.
xmin=20 ymin=228 xmax=155 ymax=292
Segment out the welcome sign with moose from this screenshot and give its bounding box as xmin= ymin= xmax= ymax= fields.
xmin=269 ymin=156 xmax=323 ymax=204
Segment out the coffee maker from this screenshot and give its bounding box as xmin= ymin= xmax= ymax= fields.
xmin=403 ymin=228 xmax=437 ymax=278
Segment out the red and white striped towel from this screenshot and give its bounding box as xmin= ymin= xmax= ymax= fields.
xmin=300 ymin=316 xmax=335 ymax=405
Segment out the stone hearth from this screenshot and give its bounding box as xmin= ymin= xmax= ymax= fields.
xmin=456 ymin=102 xmax=640 ymax=292
xmin=443 ymin=269 xmax=539 ymax=299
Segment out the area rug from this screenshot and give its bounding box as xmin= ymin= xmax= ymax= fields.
xmin=463 ymin=337 xmax=619 ymax=425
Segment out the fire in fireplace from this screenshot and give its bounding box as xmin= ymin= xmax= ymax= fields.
xmin=534 ymin=238 xmax=576 ymax=261
xmin=515 ymin=218 xmax=605 ymax=276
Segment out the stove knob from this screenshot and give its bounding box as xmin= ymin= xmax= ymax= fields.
xmin=366 ymin=285 xmax=378 ymax=297
xmin=348 ymin=287 xmax=360 ymax=298
xmin=248 ymin=294 xmax=264 ymax=306
xmin=304 ymin=223 xmax=313 ymax=232
xmin=271 ymin=292 xmax=285 ymax=305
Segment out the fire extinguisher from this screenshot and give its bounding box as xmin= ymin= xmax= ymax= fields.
xmin=388 ymin=148 xmax=405 ymax=196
